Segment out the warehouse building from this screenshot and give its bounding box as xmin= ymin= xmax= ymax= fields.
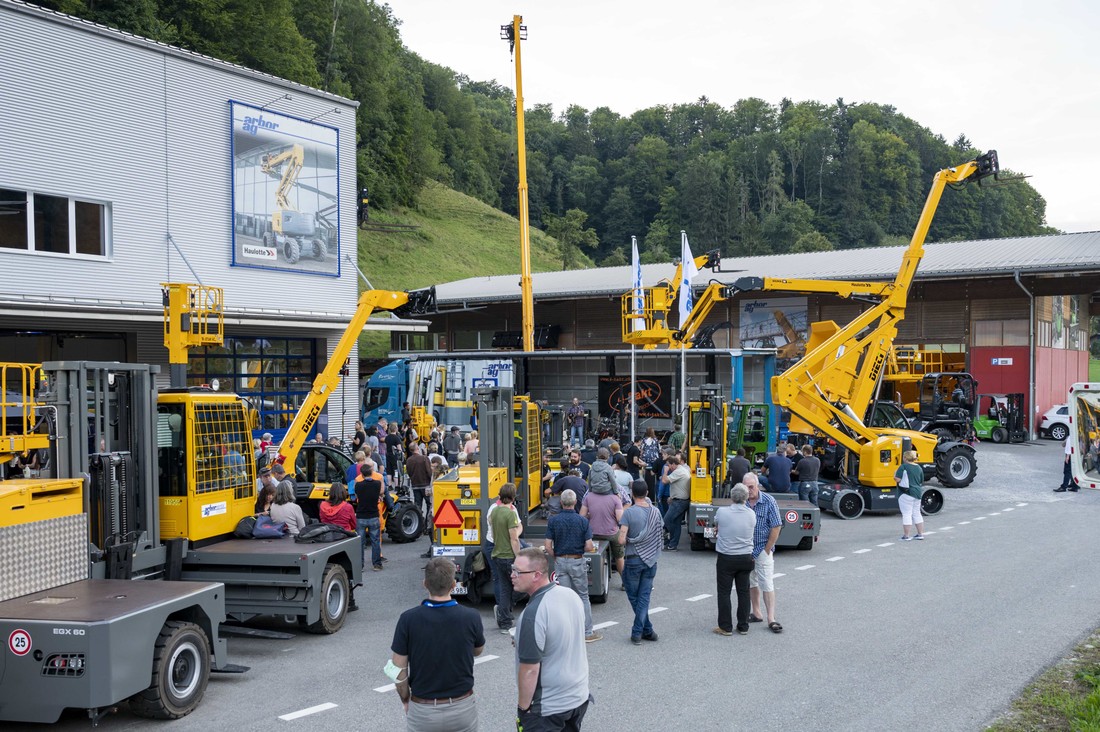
xmin=0 ymin=0 xmax=421 ymax=441
xmin=408 ymin=233 xmax=1097 ymax=434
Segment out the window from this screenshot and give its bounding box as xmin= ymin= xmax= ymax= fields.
xmin=974 ymin=320 xmax=1028 ymax=347
xmin=188 ymin=337 xmax=317 ymax=432
xmin=0 ymin=187 xmax=108 ymax=257
xmin=395 ymin=332 xmax=446 ymax=352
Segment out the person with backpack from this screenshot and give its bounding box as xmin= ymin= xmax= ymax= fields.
xmin=617 ymin=480 xmax=663 ymax=645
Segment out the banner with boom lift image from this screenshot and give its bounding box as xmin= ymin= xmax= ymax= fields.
xmin=230 ymin=101 xmax=340 ymax=277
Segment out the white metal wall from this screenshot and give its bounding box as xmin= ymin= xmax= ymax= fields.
xmin=0 ymin=2 xmax=362 ymax=436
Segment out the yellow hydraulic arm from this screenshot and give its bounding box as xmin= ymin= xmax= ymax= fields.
xmin=727 ymin=152 xmax=1000 ymax=459
xmin=273 ymin=287 xmax=436 ymax=471
xmin=502 ymin=17 xmax=534 ymax=352
xmin=622 ymin=250 xmax=720 ymax=348
xmin=261 ymin=144 xmax=304 ymax=233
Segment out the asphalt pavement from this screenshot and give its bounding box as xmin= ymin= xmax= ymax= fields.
xmin=39 ymin=437 xmax=1100 ymax=732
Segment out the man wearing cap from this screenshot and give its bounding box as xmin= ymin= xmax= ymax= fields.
xmin=391 ymin=558 xmax=484 ymax=731
xmin=442 ymin=426 xmax=463 ymax=467
xmin=256 ymin=465 xmax=278 ymax=494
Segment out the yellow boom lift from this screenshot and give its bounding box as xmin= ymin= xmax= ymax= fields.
xmin=624 ymin=151 xmax=999 ymax=518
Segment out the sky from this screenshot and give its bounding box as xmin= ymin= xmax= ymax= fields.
xmin=385 ymin=0 xmax=1100 ymax=234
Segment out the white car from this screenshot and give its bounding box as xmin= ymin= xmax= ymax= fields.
xmin=1039 ymin=404 xmax=1070 ymax=441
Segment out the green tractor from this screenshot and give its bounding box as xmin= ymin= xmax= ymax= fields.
xmin=972 ymin=393 xmax=1027 ymax=444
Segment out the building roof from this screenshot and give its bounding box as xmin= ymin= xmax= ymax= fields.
xmin=435 ymin=231 xmax=1100 ymax=305
xmin=2 ymin=0 xmax=357 ymax=107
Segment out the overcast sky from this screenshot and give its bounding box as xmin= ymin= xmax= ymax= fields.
xmin=386 ymin=0 xmax=1099 ymax=234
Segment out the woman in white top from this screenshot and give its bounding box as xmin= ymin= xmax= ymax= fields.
xmin=464 ymin=430 xmax=479 ymax=455
xmin=269 ymin=480 xmax=307 ymax=536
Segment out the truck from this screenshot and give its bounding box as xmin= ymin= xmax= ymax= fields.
xmin=427 ymin=387 xmax=613 ymax=604
xmin=683 ymin=384 xmax=820 ymax=551
xmin=362 ymin=356 xmax=516 ymax=429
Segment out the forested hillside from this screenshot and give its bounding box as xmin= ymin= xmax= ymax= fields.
xmin=43 ymin=0 xmax=1055 ymax=267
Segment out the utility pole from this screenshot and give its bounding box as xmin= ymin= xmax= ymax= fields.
xmin=502 ymin=16 xmax=534 ymax=352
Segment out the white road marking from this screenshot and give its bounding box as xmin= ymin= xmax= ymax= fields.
xmin=1017 ymin=502 xmax=1028 ymax=507
xmin=592 ymin=621 xmax=619 ymax=630
xmin=772 ymin=573 xmax=786 ymax=578
xmin=279 ymin=703 xmax=338 ymax=720
xmin=826 ymin=556 xmax=844 ymax=562
xmin=853 ymin=549 xmax=871 ymax=554
xmin=685 ymin=594 xmax=712 ymax=602
xmin=795 ymin=565 xmax=815 ymax=571
xmin=374 ymin=655 xmax=502 ymax=693
xmin=649 ymin=606 xmax=668 ymax=614
xmin=923 ymin=531 xmax=936 ymax=535
xmin=1002 ymin=508 xmax=1015 ymax=512
xmin=877 ymin=542 xmax=894 ymax=547
xmin=989 ymin=512 xmax=1001 ymax=516
xmin=940 ymin=526 xmax=954 ymax=531
xmin=958 ymin=521 xmax=971 ymax=525
xmin=974 ymin=517 xmax=987 ymax=521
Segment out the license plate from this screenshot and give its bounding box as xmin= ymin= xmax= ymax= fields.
xmin=703 ymin=527 xmax=716 ymax=539
xmin=451 ymin=582 xmax=468 ymax=596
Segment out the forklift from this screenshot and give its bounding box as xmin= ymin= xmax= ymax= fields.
xmin=972 ymin=393 xmax=1028 ymax=443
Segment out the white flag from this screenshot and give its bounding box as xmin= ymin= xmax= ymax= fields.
xmin=679 ymin=230 xmax=700 ymax=329
xmin=631 ymin=236 xmax=644 ymax=331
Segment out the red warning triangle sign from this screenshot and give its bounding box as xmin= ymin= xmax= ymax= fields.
xmin=433 ymin=499 xmax=464 ymax=529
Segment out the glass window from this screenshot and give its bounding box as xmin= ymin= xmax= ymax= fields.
xmin=34 ymin=194 xmax=69 ymax=254
xmin=74 ymin=201 xmax=105 ymax=255
xmin=188 ymin=336 xmax=317 ymax=435
xmin=0 ymin=189 xmax=28 ymax=250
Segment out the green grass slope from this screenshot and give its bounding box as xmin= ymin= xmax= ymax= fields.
xmin=357 ymin=181 xmax=590 ymax=357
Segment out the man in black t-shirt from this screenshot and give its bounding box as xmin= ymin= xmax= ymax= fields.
xmin=626 ymin=436 xmax=645 ymax=482
xmin=384 ymin=424 xmax=404 ymax=481
xmin=354 ymin=462 xmax=384 ymax=570
xmin=727 ymin=448 xmax=752 ymax=487
xmin=391 ymin=558 xmax=485 ymax=731
xmin=792 ymin=445 xmax=821 ymax=506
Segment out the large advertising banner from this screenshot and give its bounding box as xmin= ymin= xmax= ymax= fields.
xmin=738 ymin=297 xmax=808 ymax=359
xmin=230 ymin=102 xmax=340 ymax=277
xmin=598 ymin=375 xmax=672 ymax=420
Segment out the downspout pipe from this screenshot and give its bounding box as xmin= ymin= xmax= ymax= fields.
xmin=1013 ymin=270 xmax=1036 ymax=440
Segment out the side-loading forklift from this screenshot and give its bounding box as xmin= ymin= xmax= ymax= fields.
xmin=428 ymin=387 xmax=612 ymax=604
xmin=683 ymin=384 xmax=820 ymax=551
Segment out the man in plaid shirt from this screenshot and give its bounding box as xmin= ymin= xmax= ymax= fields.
xmin=744 ymin=473 xmax=783 ymax=634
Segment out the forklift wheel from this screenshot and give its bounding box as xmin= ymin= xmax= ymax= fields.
xmin=832 ymin=489 xmax=864 ymax=520
xmin=386 ymin=503 xmax=424 ymax=543
xmin=689 ymin=532 xmax=707 ymax=551
xmin=991 ymin=427 xmax=1008 ymax=444
xmin=129 ymin=621 xmax=210 ymax=719
xmin=306 ymin=563 xmax=349 ymax=635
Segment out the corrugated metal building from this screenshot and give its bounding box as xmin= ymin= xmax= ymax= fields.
xmin=413 ymin=233 xmax=1099 ymax=431
xmin=0 ymin=0 xmax=420 ymax=441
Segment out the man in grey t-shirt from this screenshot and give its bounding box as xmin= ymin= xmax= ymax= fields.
xmin=617 ymin=480 xmax=663 ymax=645
xmin=713 ymin=483 xmax=756 ymax=635
xmin=512 ymin=547 xmax=591 ymax=729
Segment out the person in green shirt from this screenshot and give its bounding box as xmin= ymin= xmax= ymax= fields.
xmin=489 ymin=483 xmax=523 ymax=633
xmin=668 ymin=429 xmax=685 ymax=451
xmin=895 ymin=450 xmax=926 ymax=541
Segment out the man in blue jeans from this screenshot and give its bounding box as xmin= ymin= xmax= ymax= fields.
xmin=567 ymin=397 xmax=585 ymax=447
xmin=354 ymin=461 xmax=384 ymax=571
xmin=489 ymin=483 xmax=523 ymax=633
xmin=617 ymin=481 xmax=663 ymax=645
xmin=661 ymin=455 xmax=691 ymax=550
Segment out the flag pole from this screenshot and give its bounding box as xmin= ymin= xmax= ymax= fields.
xmin=631 ymin=236 xmax=639 ymax=441
xmin=679 ymin=231 xmax=688 ymax=435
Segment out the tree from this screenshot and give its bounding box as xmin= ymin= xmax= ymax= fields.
xmin=544 ymin=209 xmax=599 ymax=270
xmin=791 ymin=231 xmax=833 ymax=253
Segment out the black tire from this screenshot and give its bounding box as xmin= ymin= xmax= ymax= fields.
xmin=932 ymin=427 xmax=954 ymax=442
xmin=311 ymin=238 xmax=328 ymax=260
xmin=991 ymin=427 xmax=1008 ymax=444
xmin=833 ymin=489 xmax=864 ymax=520
xmin=689 ymin=532 xmax=707 ymax=551
xmin=936 ymin=445 xmax=977 ymax=488
xmin=1049 ymin=424 xmax=1069 ymax=442
xmin=306 ymin=563 xmax=349 ymax=635
xmin=128 ymin=621 xmax=210 ymax=720
xmin=262 ymin=231 xmax=273 ymax=248
xmin=797 ymin=535 xmax=814 ymax=551
xmin=283 ymin=238 xmax=301 ymax=264
xmin=590 ymin=555 xmax=612 ymax=604
xmin=920 ymin=488 xmax=944 ymax=515
xmin=386 ymin=502 xmax=423 ymax=543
